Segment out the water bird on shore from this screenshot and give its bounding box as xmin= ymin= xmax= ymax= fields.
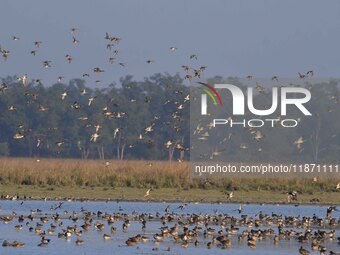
xmin=75 ymin=239 xmax=84 ymax=246
xmin=247 ymin=236 xmax=256 ymax=249
xmin=3 ymin=240 xmax=25 ymax=247
xmin=103 ymin=234 xmax=111 ymax=240
xmin=299 ymin=246 xmax=310 ymax=255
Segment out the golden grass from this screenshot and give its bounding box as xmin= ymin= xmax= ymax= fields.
xmin=0 ymin=158 xmax=339 ymax=202
xmin=0 ymin=158 xmax=190 ymax=188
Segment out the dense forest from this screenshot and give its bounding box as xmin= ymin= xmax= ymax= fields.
xmin=0 ymin=73 xmax=339 ymax=162
xmin=0 ymin=73 xmax=189 ymax=160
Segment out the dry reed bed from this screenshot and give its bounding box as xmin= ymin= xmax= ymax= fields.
xmin=0 ymin=158 xmax=338 ymax=193
xmin=0 ymin=158 xmax=190 ymax=188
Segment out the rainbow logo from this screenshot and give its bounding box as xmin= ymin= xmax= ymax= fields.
xmin=197 ymin=82 xmax=223 ymax=106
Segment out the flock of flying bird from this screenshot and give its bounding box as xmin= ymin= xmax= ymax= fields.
xmin=1 ymin=28 xmax=339 ymax=160
xmin=193 ymin=70 xmax=339 ymax=159
xmin=1 ymin=28 xmax=206 ymax=81
xmin=0 ymin=201 xmax=339 ymax=254
xmin=1 ymin=28 xmax=202 ymax=157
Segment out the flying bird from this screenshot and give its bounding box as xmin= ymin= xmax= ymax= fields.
xmin=43 ymin=61 xmax=51 ymax=68
xmin=1 ymin=48 xmax=10 ymax=61
xmin=65 ymin=54 xmax=73 ymax=63
xmin=113 ymin=128 xmax=121 ymax=139
xmin=109 ymin=57 xmax=116 ymax=64
xmin=90 ymin=133 xmax=100 ymax=142
xmin=287 ymin=191 xmax=298 ymax=203
xmin=144 ymin=124 xmax=154 ymax=133
xmin=189 ymin=54 xmax=198 ymax=60
xmin=55 ymin=139 xmax=65 ymax=147
xmin=271 ymin=76 xmax=279 ymax=82
xmin=34 ymin=41 xmax=42 ymax=48
xmin=226 ymin=191 xmax=233 ymax=201
xmin=307 ymin=70 xmax=314 ymax=77
xmin=144 ymin=188 xmax=152 ymax=197
xmin=72 ymin=36 xmax=79 ymax=44
xmin=70 ymin=27 xmax=78 ymax=34
xmin=72 ymin=101 xmax=81 ymax=109
xmin=61 ymin=92 xmax=68 ymax=100
xmin=93 ymin=67 xmax=104 ymax=73
xmin=298 ymin=72 xmax=307 ymax=79
xmin=88 ymin=97 xmax=96 ymax=106
xmin=254 ymin=130 xmax=264 ymax=142
xmin=58 ymin=76 xmax=64 ymax=83
xmin=13 ymin=133 xmax=25 ymax=140
xmin=294 ymin=136 xmax=305 ymax=150
xmin=17 ymin=74 xmax=28 ymax=86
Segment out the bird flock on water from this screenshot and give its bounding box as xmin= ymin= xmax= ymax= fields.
xmin=0 ymin=200 xmax=339 ymax=254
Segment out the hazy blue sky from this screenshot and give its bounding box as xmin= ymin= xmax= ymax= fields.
xmin=1 ymin=0 xmax=340 ymax=86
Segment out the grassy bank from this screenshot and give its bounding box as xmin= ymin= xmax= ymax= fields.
xmin=0 ymin=158 xmax=339 ymax=204
xmin=0 ymin=185 xmax=339 ymax=204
